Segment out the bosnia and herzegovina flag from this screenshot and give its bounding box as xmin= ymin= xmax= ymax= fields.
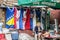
xmin=6 ymin=7 xmax=14 ymax=29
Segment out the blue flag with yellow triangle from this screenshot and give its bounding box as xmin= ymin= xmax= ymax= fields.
xmin=6 ymin=7 xmax=14 ymax=29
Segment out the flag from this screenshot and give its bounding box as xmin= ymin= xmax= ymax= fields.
xmin=23 ymin=11 xmax=27 ymax=30
xmin=30 ymin=10 xmax=33 ymax=30
xmin=19 ymin=8 xmax=24 ymax=30
xmin=33 ymin=9 xmax=36 ymax=31
xmin=6 ymin=7 xmax=14 ymax=29
xmin=14 ymin=7 xmax=17 ymax=29
xmin=14 ymin=7 xmax=20 ymax=29
xmin=25 ymin=8 xmax=30 ymax=30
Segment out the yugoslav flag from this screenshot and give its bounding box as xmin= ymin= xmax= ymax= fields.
xmin=25 ymin=8 xmax=30 ymax=30
xmin=6 ymin=7 xmax=14 ymax=29
xmin=14 ymin=7 xmax=20 ymax=29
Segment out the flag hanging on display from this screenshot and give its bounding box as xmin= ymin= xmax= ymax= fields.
xmin=14 ymin=7 xmax=17 ymax=29
xmin=23 ymin=11 xmax=27 ymax=30
xmin=25 ymin=8 xmax=30 ymax=30
xmin=33 ymin=9 xmax=36 ymax=31
xmin=14 ymin=7 xmax=20 ymax=29
xmin=6 ymin=7 xmax=14 ymax=29
xmin=19 ymin=8 xmax=24 ymax=30
xmin=30 ymin=9 xmax=33 ymax=30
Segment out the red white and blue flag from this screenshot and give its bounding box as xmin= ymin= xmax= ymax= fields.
xmin=23 ymin=11 xmax=27 ymax=30
xmin=14 ymin=7 xmax=20 ymax=29
xmin=25 ymin=8 xmax=30 ymax=30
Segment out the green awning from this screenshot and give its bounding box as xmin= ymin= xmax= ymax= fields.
xmin=18 ymin=0 xmax=42 ymax=5
xmin=20 ymin=1 xmax=60 ymax=8
xmin=18 ymin=0 xmax=60 ymax=8
xmin=18 ymin=0 xmax=57 ymax=5
xmin=40 ymin=1 xmax=60 ymax=8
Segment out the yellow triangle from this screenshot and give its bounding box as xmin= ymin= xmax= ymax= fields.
xmin=6 ymin=17 xmax=14 ymax=25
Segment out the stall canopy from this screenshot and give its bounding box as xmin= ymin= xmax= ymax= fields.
xmin=18 ymin=0 xmax=60 ymax=9
xmin=18 ymin=0 xmax=42 ymax=5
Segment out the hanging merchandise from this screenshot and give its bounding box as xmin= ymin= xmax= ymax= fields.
xmin=35 ymin=8 xmax=41 ymax=22
xmin=14 ymin=7 xmax=17 ymax=29
xmin=41 ymin=8 xmax=46 ymax=30
xmin=14 ymin=7 xmax=20 ymax=29
xmin=23 ymin=11 xmax=27 ymax=30
xmin=25 ymin=8 xmax=30 ymax=30
xmin=30 ymin=9 xmax=33 ymax=30
xmin=46 ymin=10 xmax=50 ymax=31
xmin=33 ymin=9 xmax=36 ymax=31
xmin=6 ymin=7 xmax=14 ymax=29
xmin=19 ymin=8 xmax=24 ymax=30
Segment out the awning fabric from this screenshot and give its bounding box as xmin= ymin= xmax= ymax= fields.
xmin=18 ymin=0 xmax=60 ymax=8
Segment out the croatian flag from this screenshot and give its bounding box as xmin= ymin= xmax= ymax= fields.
xmin=14 ymin=7 xmax=20 ymax=29
xmin=25 ymin=8 xmax=30 ymax=30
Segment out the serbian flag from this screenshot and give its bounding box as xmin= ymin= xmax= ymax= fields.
xmin=25 ymin=8 xmax=30 ymax=30
xmin=6 ymin=7 xmax=14 ymax=29
xmin=19 ymin=8 xmax=24 ymax=30
xmin=14 ymin=7 xmax=20 ymax=29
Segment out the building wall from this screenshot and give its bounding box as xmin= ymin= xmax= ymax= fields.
xmin=0 ymin=9 xmax=5 ymax=28
xmin=3 ymin=0 xmax=17 ymax=6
